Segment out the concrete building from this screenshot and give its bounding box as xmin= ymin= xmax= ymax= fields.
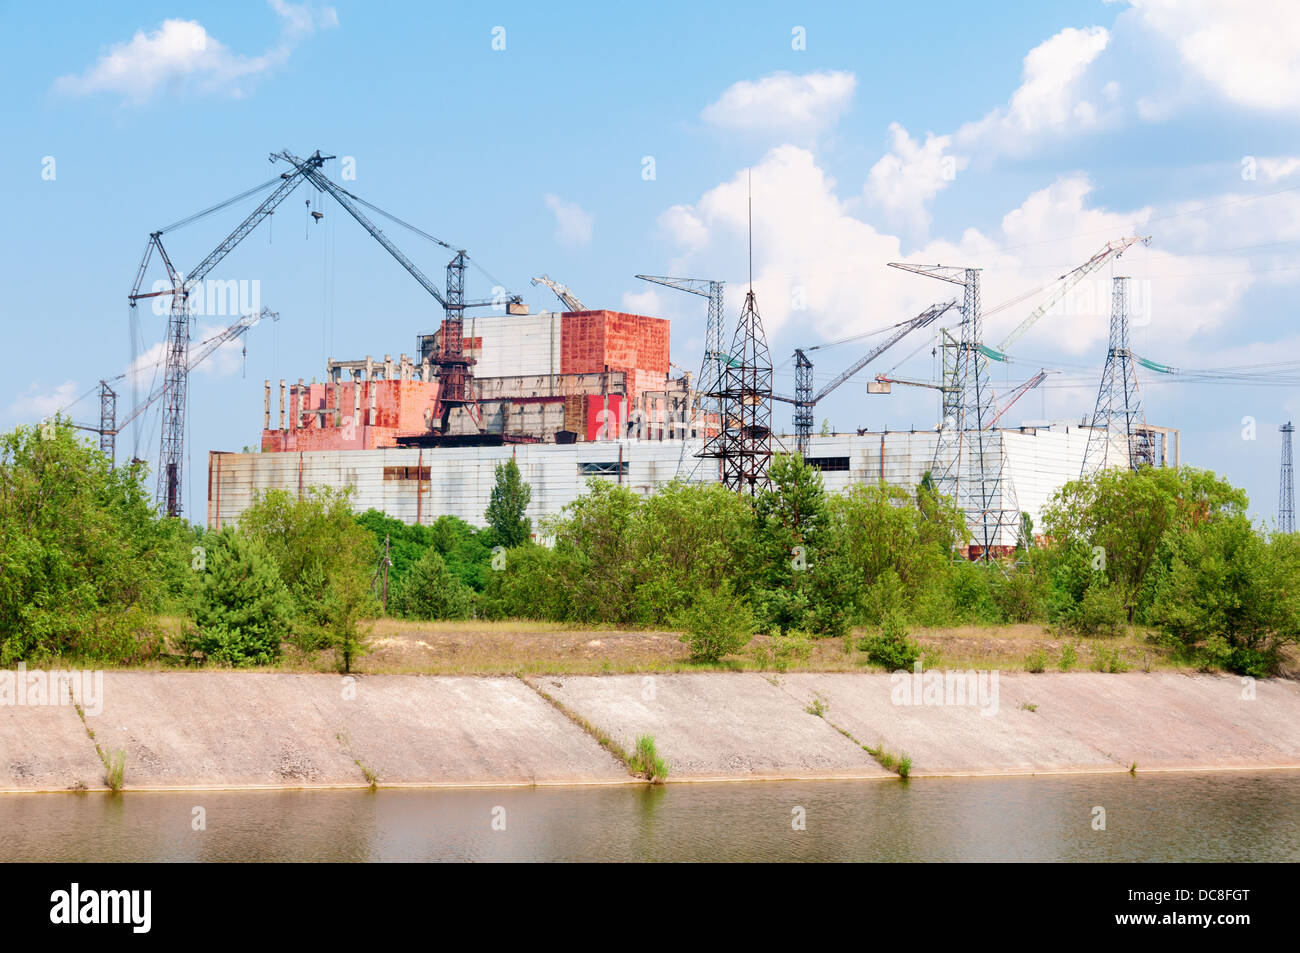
xmin=216 ymin=303 xmax=1178 ymax=551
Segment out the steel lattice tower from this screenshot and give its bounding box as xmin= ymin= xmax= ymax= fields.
xmin=793 ymin=348 xmax=814 ymax=456
xmin=1281 ymin=422 xmax=1295 ymax=534
xmin=1081 ymin=277 xmax=1153 ymax=476
xmin=699 ymin=288 xmax=773 ymax=495
xmin=98 ymin=381 xmax=117 ymax=461
xmin=158 ymin=295 xmax=190 ymax=515
xmin=635 ymin=276 xmax=726 ymax=480
xmin=890 ymin=263 xmax=1021 ymax=557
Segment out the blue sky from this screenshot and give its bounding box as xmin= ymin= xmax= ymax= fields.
xmin=3 ymin=0 xmax=1299 ymax=524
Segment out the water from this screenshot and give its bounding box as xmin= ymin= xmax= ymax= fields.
xmin=2 ymin=772 xmax=1297 ymax=862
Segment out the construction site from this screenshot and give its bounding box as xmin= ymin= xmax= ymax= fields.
xmin=75 ymin=148 xmax=1231 ymax=557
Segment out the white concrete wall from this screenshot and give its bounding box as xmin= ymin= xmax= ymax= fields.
xmin=209 ymin=429 xmax=1118 ymax=541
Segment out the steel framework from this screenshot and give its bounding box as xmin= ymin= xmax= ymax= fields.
xmin=889 ymin=263 xmax=1021 ymax=557
xmin=635 ymin=275 xmax=726 ymax=478
xmin=1081 ymin=277 xmax=1153 ymax=475
xmin=700 ymin=289 xmax=772 ymax=494
xmin=793 ymin=348 xmax=814 ymax=455
xmin=1281 ymin=422 xmax=1295 ymax=534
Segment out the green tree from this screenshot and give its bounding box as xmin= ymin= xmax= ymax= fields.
xmin=0 ymin=420 xmax=184 ymax=663
xmin=1041 ymin=466 xmax=1246 ymax=620
xmin=391 ymin=548 xmax=474 ymax=620
xmin=238 ymin=487 xmax=377 ymax=653
xmin=486 ymin=459 xmax=532 ymax=548
xmin=1148 ymin=515 xmax=1300 ymax=675
xmin=676 ymin=582 xmax=755 ymax=662
xmin=191 ymin=529 xmax=294 ymax=666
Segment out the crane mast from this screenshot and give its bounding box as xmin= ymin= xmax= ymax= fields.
xmin=128 ymin=151 xmax=327 ymax=516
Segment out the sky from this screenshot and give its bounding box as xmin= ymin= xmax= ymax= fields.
xmin=2 ymin=0 xmax=1299 ymax=525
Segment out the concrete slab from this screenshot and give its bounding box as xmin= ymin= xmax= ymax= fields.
xmin=0 ymin=704 xmax=104 ymax=792
xmin=88 ymin=672 xmax=366 ymax=789
xmin=778 ymin=672 xmax=1300 ymax=777
xmin=329 ymin=675 xmax=629 ymax=786
xmin=79 ymin=672 xmax=628 ymax=790
xmin=779 ymin=673 xmax=1119 ymax=776
xmin=538 ymin=673 xmax=892 ymax=780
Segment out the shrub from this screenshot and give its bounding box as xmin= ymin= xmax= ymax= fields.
xmin=676 ymin=583 xmax=755 ymax=662
xmin=390 ymin=548 xmax=474 ymax=620
xmin=858 ymin=612 xmax=921 ymax=670
xmin=1065 ymin=582 xmax=1127 ymax=637
xmin=191 ymin=529 xmax=294 ymax=666
xmin=1059 ymin=642 xmax=1079 ymax=671
xmin=1024 ymin=649 xmax=1047 ymax=673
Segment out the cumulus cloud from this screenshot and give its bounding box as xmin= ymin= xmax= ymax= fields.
xmin=958 ymin=26 xmax=1113 ymax=155
xmin=1256 ymin=156 xmax=1300 ymax=184
xmin=53 ymin=1 xmax=337 ymax=104
xmin=701 ymin=70 xmax=856 ymax=136
xmin=655 ymin=146 xmax=1274 ymax=371
xmin=865 ymin=123 xmax=969 ymax=234
xmin=5 ymin=381 xmax=81 ymax=422
xmin=543 ymin=194 xmax=594 ymax=246
xmin=1122 ymin=0 xmax=1300 ymax=112
xmin=621 ymin=288 xmax=662 ymax=317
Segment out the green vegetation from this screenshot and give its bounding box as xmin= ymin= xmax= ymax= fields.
xmin=629 ymin=734 xmax=669 ymax=783
xmin=1 ymin=422 xmax=1295 ymax=679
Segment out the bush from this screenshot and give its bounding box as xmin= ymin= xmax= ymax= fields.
xmin=0 ymin=420 xmax=182 ymax=664
xmin=676 ymin=583 xmax=755 ymax=662
xmin=390 ymin=548 xmax=474 ymax=620
xmin=859 ymin=612 xmax=921 ymax=670
xmin=1065 ymin=582 xmax=1127 ymax=637
xmin=629 ymin=734 xmax=669 ymax=783
xmin=190 ymin=529 xmax=293 ymax=666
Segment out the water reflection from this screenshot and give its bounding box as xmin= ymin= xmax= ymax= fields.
xmin=0 ymin=772 xmax=1296 ymax=862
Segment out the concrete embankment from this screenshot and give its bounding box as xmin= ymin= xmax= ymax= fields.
xmin=1 ymin=671 xmax=1298 ymax=792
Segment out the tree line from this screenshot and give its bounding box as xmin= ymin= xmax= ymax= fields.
xmin=1 ymin=420 xmax=1296 ymax=676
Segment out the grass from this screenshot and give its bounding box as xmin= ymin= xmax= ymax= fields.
xmin=805 ymin=694 xmax=829 ymax=718
xmin=68 ymin=616 xmax=1270 ymax=677
xmin=523 ymin=676 xmax=635 ymax=769
xmin=1024 ymin=649 xmax=1047 ymax=673
xmin=864 ymin=743 xmax=912 ymax=779
xmin=1020 ymin=701 xmax=1038 ymax=712
xmin=71 ymin=692 xmax=126 ymax=792
xmin=627 ymin=734 xmax=670 ymax=784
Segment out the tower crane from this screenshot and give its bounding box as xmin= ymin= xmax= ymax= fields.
xmin=128 ymin=151 xmax=329 ymax=515
xmin=76 ymin=309 xmax=279 ymax=462
xmin=787 ymin=300 xmax=958 ymax=454
xmin=983 ymin=235 xmax=1150 ymax=362
xmin=271 ymin=150 xmax=521 ymax=436
xmin=635 ymin=275 xmax=726 ymax=476
xmin=530 ymin=274 xmax=586 ymax=312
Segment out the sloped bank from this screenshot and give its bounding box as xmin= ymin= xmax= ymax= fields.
xmin=1 ymin=671 xmax=1297 ymax=793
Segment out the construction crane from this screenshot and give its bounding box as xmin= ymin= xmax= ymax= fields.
xmin=530 ymin=274 xmax=586 ymax=312
xmin=128 ymin=151 xmax=330 ymax=515
xmin=986 ymin=369 xmax=1050 ymax=428
xmin=635 ymin=275 xmax=726 ymax=477
xmin=983 ymin=235 xmax=1150 ymax=362
xmin=272 ymin=150 xmax=523 ymax=436
xmin=76 ymin=309 xmax=279 ymax=462
xmin=789 ymin=300 xmax=958 ymax=454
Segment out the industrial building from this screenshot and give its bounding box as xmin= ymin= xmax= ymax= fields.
xmin=208 ymin=297 xmax=1179 ymax=550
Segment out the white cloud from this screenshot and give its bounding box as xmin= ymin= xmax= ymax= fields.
xmin=657 ymin=205 xmax=709 ymax=252
xmin=1257 ymin=156 xmax=1300 ymax=184
xmin=701 ymin=70 xmax=856 ymax=136
xmin=655 ymin=147 xmax=1277 ymax=375
xmin=543 ymin=194 xmax=594 ymax=246
xmin=6 ymin=381 xmax=80 ymax=422
xmin=1123 ymin=0 xmax=1300 ymax=111
xmin=621 ymin=288 xmax=662 ymax=316
xmin=958 ymin=26 xmax=1112 ymax=155
xmin=865 ymin=123 xmax=968 ymax=234
xmin=53 ymin=1 xmax=337 ymax=104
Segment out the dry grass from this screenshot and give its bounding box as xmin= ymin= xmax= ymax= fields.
xmin=99 ymin=614 xmax=1298 ymax=677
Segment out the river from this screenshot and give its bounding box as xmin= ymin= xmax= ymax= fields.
xmin=2 ymin=771 xmax=1297 ymax=861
